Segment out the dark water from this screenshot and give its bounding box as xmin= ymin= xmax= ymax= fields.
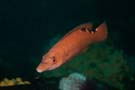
xmin=0 ymin=0 xmax=134 ymax=90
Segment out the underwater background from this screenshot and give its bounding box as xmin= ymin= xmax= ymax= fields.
xmin=0 ymin=0 xmax=134 ymax=90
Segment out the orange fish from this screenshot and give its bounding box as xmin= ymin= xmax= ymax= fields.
xmin=36 ymin=22 xmax=108 ymax=73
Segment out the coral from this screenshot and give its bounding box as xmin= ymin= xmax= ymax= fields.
xmin=59 ymin=73 xmax=119 ymax=90
xmin=126 ymin=56 xmax=135 ymax=74
xmin=59 ymin=73 xmax=86 ymax=90
xmin=0 ymin=77 xmax=31 ymax=87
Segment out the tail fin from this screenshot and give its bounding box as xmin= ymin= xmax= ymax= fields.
xmin=92 ymin=22 xmax=108 ymax=43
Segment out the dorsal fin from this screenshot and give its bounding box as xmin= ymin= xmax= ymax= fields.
xmin=60 ymin=23 xmax=92 ymax=40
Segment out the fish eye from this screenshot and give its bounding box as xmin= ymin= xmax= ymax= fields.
xmin=53 ymin=58 xmax=56 ymax=62
xmin=49 ymin=56 xmax=56 ymax=63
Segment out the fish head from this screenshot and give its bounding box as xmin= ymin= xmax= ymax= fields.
xmin=36 ymin=53 xmax=62 ymax=73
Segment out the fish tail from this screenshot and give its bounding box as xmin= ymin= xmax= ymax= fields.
xmin=93 ymin=22 xmax=108 ymax=42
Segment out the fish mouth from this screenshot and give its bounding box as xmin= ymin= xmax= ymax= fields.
xmin=36 ymin=63 xmax=50 ymax=73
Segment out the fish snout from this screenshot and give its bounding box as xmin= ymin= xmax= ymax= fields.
xmin=36 ymin=63 xmax=50 ymax=73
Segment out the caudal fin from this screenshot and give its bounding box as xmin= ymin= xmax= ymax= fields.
xmin=92 ymin=22 xmax=108 ymax=43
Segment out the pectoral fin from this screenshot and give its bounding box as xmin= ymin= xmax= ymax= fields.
xmin=82 ymin=47 xmax=88 ymax=53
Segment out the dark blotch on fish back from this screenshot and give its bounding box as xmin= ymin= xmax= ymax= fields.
xmin=80 ymin=27 xmax=87 ymax=32
xmin=80 ymin=27 xmax=96 ymax=34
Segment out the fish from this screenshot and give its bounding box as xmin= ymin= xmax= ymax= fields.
xmin=36 ymin=22 xmax=108 ymax=73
